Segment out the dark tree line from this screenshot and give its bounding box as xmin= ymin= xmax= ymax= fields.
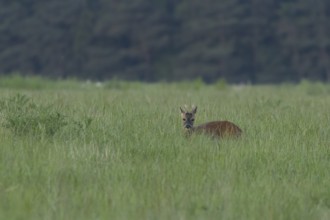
xmin=1 ymin=0 xmax=330 ymax=83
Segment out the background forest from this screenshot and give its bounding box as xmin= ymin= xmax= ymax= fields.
xmin=1 ymin=0 xmax=330 ymax=83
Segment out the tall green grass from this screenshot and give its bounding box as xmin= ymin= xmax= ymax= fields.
xmin=0 ymin=78 xmax=329 ymax=220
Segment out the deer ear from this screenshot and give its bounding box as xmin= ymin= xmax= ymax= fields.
xmin=180 ymin=107 xmax=185 ymax=113
xmin=192 ymin=106 xmax=197 ymax=114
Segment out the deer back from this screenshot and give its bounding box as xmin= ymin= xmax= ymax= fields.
xmin=194 ymin=120 xmax=242 ymax=138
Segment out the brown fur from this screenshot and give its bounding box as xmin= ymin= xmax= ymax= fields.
xmin=180 ymin=106 xmax=242 ymax=138
xmin=193 ymin=121 xmax=242 ymax=138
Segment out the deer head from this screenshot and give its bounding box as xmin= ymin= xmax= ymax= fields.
xmin=180 ymin=105 xmax=197 ymax=130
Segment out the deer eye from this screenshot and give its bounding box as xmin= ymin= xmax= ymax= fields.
xmin=183 ymin=119 xmax=186 ymax=121
xmin=191 ymin=119 xmax=195 ymax=121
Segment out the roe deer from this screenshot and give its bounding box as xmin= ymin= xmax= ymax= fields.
xmin=180 ymin=105 xmax=242 ymax=138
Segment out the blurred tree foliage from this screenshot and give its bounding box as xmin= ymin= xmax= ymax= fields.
xmin=0 ymin=0 xmax=330 ymax=83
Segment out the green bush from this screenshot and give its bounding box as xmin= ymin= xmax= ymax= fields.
xmin=0 ymin=94 xmax=92 ymax=138
xmin=298 ymin=79 xmax=330 ymax=96
xmin=213 ymin=78 xmax=228 ymax=90
xmin=103 ymin=78 xmax=143 ymax=90
xmin=0 ymin=74 xmax=51 ymax=90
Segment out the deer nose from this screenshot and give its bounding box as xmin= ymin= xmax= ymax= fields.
xmin=185 ymin=124 xmax=192 ymax=129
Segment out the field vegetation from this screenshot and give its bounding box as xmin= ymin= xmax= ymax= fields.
xmin=0 ymin=75 xmax=329 ymax=220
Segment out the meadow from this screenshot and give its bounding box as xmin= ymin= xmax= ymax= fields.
xmin=0 ymin=75 xmax=329 ymax=220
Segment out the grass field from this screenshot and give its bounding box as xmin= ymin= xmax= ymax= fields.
xmin=0 ymin=76 xmax=329 ymax=220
